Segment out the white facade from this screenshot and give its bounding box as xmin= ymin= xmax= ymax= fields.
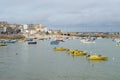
xmin=0 ymin=27 xmax=6 ymax=32
xmin=23 ymin=24 xmax=28 ymax=30
xmin=30 ymin=30 xmax=36 ymax=34
xmin=3 ymin=27 xmax=6 ymax=32
xmin=44 ymin=27 xmax=48 ymax=32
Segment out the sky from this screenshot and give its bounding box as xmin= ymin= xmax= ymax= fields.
xmin=0 ymin=0 xmax=120 ymax=32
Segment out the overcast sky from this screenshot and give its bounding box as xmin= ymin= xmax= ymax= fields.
xmin=0 ymin=0 xmax=120 ymax=32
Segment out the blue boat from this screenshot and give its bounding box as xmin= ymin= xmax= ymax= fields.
xmin=26 ymin=38 xmax=33 ymax=41
xmin=50 ymin=41 xmax=59 ymax=45
xmin=0 ymin=40 xmax=17 ymax=43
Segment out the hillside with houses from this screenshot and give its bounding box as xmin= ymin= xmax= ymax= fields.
xmin=0 ymin=21 xmax=63 ymax=39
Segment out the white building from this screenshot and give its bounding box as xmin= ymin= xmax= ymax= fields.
xmin=23 ymin=24 xmax=28 ymax=30
xmin=0 ymin=27 xmax=7 ymax=33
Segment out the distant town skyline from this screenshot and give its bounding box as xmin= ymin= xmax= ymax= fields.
xmin=0 ymin=0 xmax=120 ymax=32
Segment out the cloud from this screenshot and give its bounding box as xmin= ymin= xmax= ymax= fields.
xmin=0 ymin=0 xmax=120 ymax=31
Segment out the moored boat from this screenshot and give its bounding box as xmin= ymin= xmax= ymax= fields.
xmin=115 ymin=43 xmax=120 ymax=46
xmin=113 ymin=38 xmax=120 ymax=43
xmin=54 ymin=47 xmax=67 ymax=51
xmin=28 ymin=41 xmax=37 ymax=44
xmin=0 ymin=40 xmax=17 ymax=43
xmin=82 ymin=40 xmax=95 ymax=44
xmin=56 ymin=39 xmax=64 ymax=42
xmin=50 ymin=41 xmax=59 ymax=45
xmin=72 ymin=52 xmax=87 ymax=56
xmin=67 ymin=49 xmax=87 ymax=56
xmin=26 ymin=38 xmax=33 ymax=41
xmin=87 ymin=54 xmax=108 ymax=60
xmin=0 ymin=44 xmax=7 ymax=46
xmin=80 ymin=37 xmax=96 ymax=44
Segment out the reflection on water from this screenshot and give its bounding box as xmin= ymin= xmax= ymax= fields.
xmin=88 ymin=60 xmax=107 ymax=63
xmin=0 ymin=38 xmax=120 ymax=80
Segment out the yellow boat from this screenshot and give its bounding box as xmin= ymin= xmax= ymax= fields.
xmin=67 ymin=49 xmax=87 ymax=56
xmin=116 ymin=44 xmax=120 ymax=46
xmin=88 ymin=54 xmax=108 ymax=60
xmin=54 ymin=47 xmax=67 ymax=51
xmin=67 ymin=49 xmax=78 ymax=54
xmin=0 ymin=44 xmax=7 ymax=46
xmin=72 ymin=52 xmax=87 ymax=56
xmin=67 ymin=49 xmax=83 ymax=54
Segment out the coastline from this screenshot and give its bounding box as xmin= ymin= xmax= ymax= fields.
xmin=0 ymin=32 xmax=120 ymax=41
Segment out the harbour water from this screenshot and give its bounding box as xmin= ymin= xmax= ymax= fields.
xmin=0 ymin=38 xmax=120 ymax=80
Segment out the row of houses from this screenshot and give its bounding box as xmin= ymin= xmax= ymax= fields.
xmin=0 ymin=21 xmax=62 ymax=36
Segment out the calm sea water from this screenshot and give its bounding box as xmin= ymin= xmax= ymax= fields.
xmin=0 ymin=38 xmax=120 ymax=80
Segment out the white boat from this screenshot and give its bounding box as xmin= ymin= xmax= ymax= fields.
xmin=81 ymin=39 xmax=95 ymax=44
xmin=113 ymin=38 xmax=120 ymax=43
xmin=80 ymin=38 xmax=96 ymax=44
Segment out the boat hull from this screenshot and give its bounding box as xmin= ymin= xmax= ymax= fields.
xmin=88 ymin=55 xmax=108 ymax=60
xmin=28 ymin=42 xmax=37 ymax=44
